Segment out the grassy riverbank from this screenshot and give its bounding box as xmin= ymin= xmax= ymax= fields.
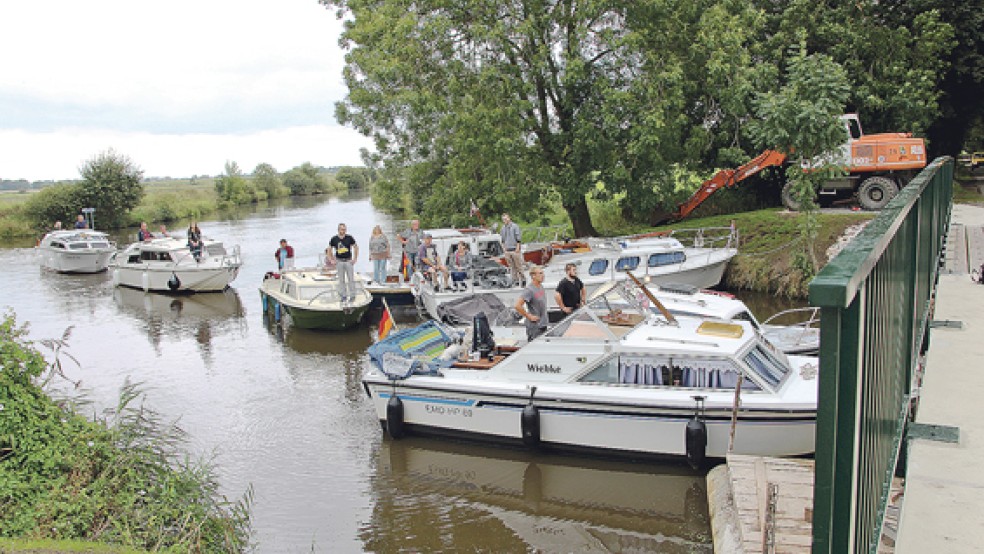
xmin=0 ymin=314 xmax=252 ymax=553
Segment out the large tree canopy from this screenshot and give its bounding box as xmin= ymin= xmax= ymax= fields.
xmin=325 ymin=0 xmax=954 ymax=233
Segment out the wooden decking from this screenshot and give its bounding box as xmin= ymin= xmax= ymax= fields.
xmin=708 ymin=454 xmax=903 ymax=553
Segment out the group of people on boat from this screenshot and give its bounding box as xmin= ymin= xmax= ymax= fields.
xmin=136 ymin=221 xmax=204 ymax=260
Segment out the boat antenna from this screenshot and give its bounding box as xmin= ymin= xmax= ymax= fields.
xmin=625 ymin=270 xmax=677 ymax=325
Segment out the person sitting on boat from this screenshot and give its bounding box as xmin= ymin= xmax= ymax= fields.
xmin=417 ymin=234 xmax=450 ymax=291
xmin=514 ymin=265 xmax=548 ymax=341
xmin=158 ymin=224 xmax=170 ymax=238
xmin=187 ymin=222 xmax=203 ymax=260
xmin=555 ymin=262 xmax=586 ymax=315
xmin=137 ymin=222 xmax=153 ymax=242
xmin=500 ymin=213 xmax=524 ymax=287
xmin=398 ymin=219 xmax=423 ymax=271
xmin=53 ymin=220 xmax=62 ymax=230
xmin=74 ymin=214 xmax=88 ymax=229
xmin=450 ymin=241 xmax=472 ymax=291
xmin=368 ymin=225 xmax=390 ymax=284
xmin=328 ymin=223 xmax=358 ymax=302
xmin=275 ymin=238 xmax=295 ymax=271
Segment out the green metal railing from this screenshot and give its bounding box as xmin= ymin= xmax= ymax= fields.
xmin=809 ymin=157 xmax=953 ymax=553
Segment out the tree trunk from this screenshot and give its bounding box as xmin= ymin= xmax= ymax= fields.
xmin=564 ymin=196 xmax=597 ymax=237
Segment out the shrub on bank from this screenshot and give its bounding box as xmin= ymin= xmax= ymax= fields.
xmin=0 ymin=313 xmax=252 ymax=552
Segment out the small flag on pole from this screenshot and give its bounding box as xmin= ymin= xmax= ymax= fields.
xmin=378 ymin=298 xmax=396 ymax=340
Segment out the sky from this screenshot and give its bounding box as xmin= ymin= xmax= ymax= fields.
xmin=0 ymin=0 xmax=374 ymax=182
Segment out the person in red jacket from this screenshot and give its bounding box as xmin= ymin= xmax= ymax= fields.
xmin=275 ymin=239 xmax=295 ymax=270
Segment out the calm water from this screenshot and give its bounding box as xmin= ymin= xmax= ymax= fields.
xmin=0 ymin=194 xmax=799 ymax=552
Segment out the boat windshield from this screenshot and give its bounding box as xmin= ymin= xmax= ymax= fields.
xmin=742 ymin=344 xmax=790 ymax=389
xmin=546 ymin=281 xmax=650 ymax=339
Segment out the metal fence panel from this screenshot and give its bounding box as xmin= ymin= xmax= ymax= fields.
xmin=809 ymin=158 xmax=953 ymax=553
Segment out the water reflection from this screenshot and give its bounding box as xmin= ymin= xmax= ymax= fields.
xmin=363 ymin=437 xmax=712 ymax=553
xmin=113 ymin=287 xmax=247 ymax=364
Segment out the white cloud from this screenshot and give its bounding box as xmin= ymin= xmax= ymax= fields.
xmin=0 ymin=126 xmax=374 ymax=181
xmin=0 ymin=0 xmax=370 ymax=181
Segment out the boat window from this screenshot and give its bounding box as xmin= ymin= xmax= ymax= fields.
xmin=127 ymin=255 xmax=140 ymax=263
xmin=648 ymin=252 xmax=686 ymax=267
xmin=140 ymin=251 xmax=157 ymax=261
xmin=588 ymin=259 xmax=608 ymax=276
xmin=90 ymin=242 xmax=109 ymax=248
xmin=479 ymin=241 xmax=503 ymax=257
xmin=743 ymin=344 xmax=790 ymax=389
xmin=52 ymin=242 xmax=66 ymax=249
xmin=68 ymin=243 xmax=89 ymax=250
xmin=579 ymin=357 xmax=620 ymax=383
xmin=579 ymin=354 xmax=759 ymax=390
xmin=615 ymin=256 xmax=640 ymax=272
xmin=159 ymin=252 xmax=173 ymax=262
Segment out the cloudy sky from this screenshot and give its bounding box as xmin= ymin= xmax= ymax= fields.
xmin=0 ymin=0 xmax=374 ymax=182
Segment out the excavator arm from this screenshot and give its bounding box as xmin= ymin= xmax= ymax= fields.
xmin=671 ymin=149 xmax=787 ymax=221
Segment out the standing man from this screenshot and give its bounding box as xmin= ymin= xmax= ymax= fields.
xmin=74 ymin=214 xmax=87 ymax=229
xmin=328 ymin=223 xmax=358 ymax=302
xmin=554 ymin=263 xmax=586 ymax=315
xmin=514 ymin=266 xmax=548 ymax=341
xmin=398 ymin=219 xmax=424 ymax=272
xmin=275 ymin=239 xmax=295 ymax=270
xmin=500 ymin=213 xmax=524 ymax=286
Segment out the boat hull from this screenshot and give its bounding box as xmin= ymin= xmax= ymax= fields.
xmin=40 ymin=249 xmax=114 ymax=273
xmin=112 ymin=265 xmax=240 ymax=293
xmin=260 ymin=290 xmax=371 ymax=330
xmin=364 ymin=378 xmax=815 ymax=460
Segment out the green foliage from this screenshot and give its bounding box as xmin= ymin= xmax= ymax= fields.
xmin=283 ymin=163 xmax=330 ymax=195
xmin=0 ymin=312 xmax=252 ymax=552
xmin=214 ymin=161 xmax=261 ymax=206
xmin=77 ymin=150 xmax=146 ymax=229
xmin=21 ymin=183 xmax=82 ymax=233
xmin=749 ymin=46 xmax=850 ymax=275
xmin=335 ymin=167 xmax=377 ymax=190
xmin=252 ymin=163 xmax=289 ymax=199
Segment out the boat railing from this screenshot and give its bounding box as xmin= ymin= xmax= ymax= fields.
xmin=760 ymin=307 xmax=821 ymax=350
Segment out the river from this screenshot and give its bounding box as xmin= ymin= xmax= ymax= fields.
xmin=0 ymin=193 xmax=803 ymax=553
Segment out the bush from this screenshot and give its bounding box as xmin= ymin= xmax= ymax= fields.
xmin=0 ymin=313 xmax=252 ymax=552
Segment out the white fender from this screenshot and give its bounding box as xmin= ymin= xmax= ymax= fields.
xmin=112 ymin=269 xmax=120 ymax=287
xmin=141 ymin=271 xmax=150 ymax=292
xmin=409 ymin=271 xmax=424 ymax=297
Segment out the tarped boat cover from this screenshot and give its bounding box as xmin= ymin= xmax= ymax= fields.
xmin=367 ymin=320 xmax=464 ymax=379
xmin=436 ymin=293 xmax=509 ymax=325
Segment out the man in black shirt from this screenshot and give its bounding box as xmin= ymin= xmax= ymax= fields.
xmin=554 ymin=263 xmax=585 ymax=315
xmin=328 ymin=223 xmax=359 ymax=302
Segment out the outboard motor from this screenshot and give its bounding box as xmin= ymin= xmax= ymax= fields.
xmin=686 ymin=395 xmax=708 ymax=470
xmin=472 ymin=311 xmax=496 ymax=360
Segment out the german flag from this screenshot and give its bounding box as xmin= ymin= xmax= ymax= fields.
xmin=400 ymin=252 xmax=411 ymax=282
xmin=378 ymin=298 xmax=396 ymax=340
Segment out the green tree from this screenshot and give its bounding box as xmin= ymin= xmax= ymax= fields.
xmin=253 ymin=162 xmax=289 ymax=199
xmin=283 ymin=162 xmax=329 ymax=195
xmin=214 ymin=160 xmax=260 ymax=204
xmin=749 ymin=47 xmax=851 ymax=274
xmin=76 ymin=149 xmax=145 ymax=228
xmin=335 ymin=166 xmax=377 ymax=190
xmin=21 ymin=182 xmax=83 ymax=232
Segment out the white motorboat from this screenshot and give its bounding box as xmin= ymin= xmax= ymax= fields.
xmin=415 ymin=226 xmax=738 ymax=320
xmin=259 ymin=268 xmax=372 ymax=330
xmin=363 ymin=277 xmax=818 ymax=463
xmin=37 ymin=230 xmax=116 ymax=273
xmin=109 ymin=237 xmax=242 ymax=293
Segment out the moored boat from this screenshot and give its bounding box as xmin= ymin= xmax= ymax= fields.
xmin=415 ymin=226 xmax=738 ymax=320
xmin=109 ymin=237 xmax=242 ymax=293
xmin=259 ymin=268 xmax=372 ymax=330
xmin=38 ymin=230 xmax=116 ymax=273
xmin=363 ymin=277 xmax=818 ymax=463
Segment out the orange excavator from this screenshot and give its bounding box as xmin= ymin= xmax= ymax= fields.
xmin=670 ymin=114 xmax=927 ymax=221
